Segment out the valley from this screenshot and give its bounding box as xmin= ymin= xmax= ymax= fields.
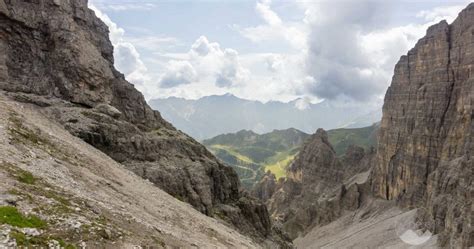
xmin=204 ymin=125 xmax=378 ymax=188
xmin=0 ymin=0 xmax=472 ymax=248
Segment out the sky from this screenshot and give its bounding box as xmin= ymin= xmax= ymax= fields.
xmin=88 ymin=0 xmax=470 ymax=110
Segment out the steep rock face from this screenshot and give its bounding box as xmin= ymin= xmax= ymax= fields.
xmin=252 ymin=171 xmax=283 ymax=202
xmin=371 ymin=4 xmax=474 ymax=247
xmin=0 ymin=0 xmax=290 ymax=246
xmin=257 ymin=129 xmax=374 ymax=239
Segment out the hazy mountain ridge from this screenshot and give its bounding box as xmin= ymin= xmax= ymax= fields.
xmin=149 ymin=95 xmax=381 ymax=140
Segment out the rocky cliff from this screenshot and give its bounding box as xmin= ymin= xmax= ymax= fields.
xmin=371 ymin=4 xmax=474 ymax=247
xmin=0 ymin=0 xmax=290 ymax=246
xmin=254 ymin=129 xmax=374 ymax=239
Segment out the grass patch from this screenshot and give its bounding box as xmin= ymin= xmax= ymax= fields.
xmin=151 ymin=236 xmax=166 ymax=247
xmin=8 ymin=112 xmax=45 ymax=145
xmin=65 ymin=244 xmax=77 ymax=249
xmin=264 ymin=154 xmax=295 ymax=179
xmin=16 ymin=169 xmax=36 ymax=185
xmin=209 ymin=145 xmax=255 ymax=164
xmin=0 ymin=206 xmax=47 ymax=228
xmin=9 ymin=231 xmax=27 ymax=245
xmin=1 ymin=163 xmax=37 ymax=185
xmin=9 ymin=231 xmax=52 ymax=247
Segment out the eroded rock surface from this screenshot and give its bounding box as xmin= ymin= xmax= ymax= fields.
xmin=371 ymin=4 xmax=474 ymax=247
xmin=0 ymin=0 xmax=290 ymax=246
xmin=254 ymin=129 xmax=374 ymax=239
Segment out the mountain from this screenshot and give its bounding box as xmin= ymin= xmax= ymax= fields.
xmin=203 ymin=128 xmax=310 ymax=188
xmin=149 ymin=95 xmax=381 ymax=140
xmin=254 ymin=4 xmax=473 ymax=248
xmin=203 ymin=125 xmax=378 ymax=189
xmin=254 ymin=129 xmax=376 ymax=239
xmin=327 ymin=123 xmax=379 ymax=155
xmin=0 ymin=1 xmax=290 ymax=247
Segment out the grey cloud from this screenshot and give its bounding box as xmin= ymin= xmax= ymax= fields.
xmin=159 ymin=61 xmax=197 ymax=88
xmin=305 ymin=1 xmax=393 ymax=101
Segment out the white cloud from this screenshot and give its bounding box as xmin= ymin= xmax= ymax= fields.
xmin=255 ymin=0 xmax=282 ymax=26
xmin=159 ymin=61 xmax=197 ymax=88
xmin=416 ymin=4 xmax=467 ymax=23
xmin=90 ymin=0 xmax=469 ymax=105
xmin=157 ymin=36 xmax=249 ymax=89
xmin=238 ymin=0 xmax=307 ymax=50
xmin=90 ymin=1 xmax=158 ymax=12
xmin=125 ymin=36 xmax=182 ymax=54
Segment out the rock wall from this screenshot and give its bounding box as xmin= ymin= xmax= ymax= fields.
xmin=254 ymin=129 xmax=374 ymax=239
xmin=0 ymin=0 xmax=290 ymax=246
xmin=371 ymin=4 xmax=473 ymax=247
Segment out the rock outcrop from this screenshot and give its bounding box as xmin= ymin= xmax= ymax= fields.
xmin=371 ymin=4 xmax=474 ymax=247
xmin=0 ymin=0 xmax=290 ymax=246
xmin=254 ymin=129 xmax=374 ymax=239
xmin=252 ymin=171 xmax=282 ymax=202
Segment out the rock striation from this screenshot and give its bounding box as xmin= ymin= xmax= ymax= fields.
xmin=0 ymin=0 xmax=290 ymax=246
xmin=371 ymin=4 xmax=474 ymax=247
xmin=254 ymin=129 xmax=374 ymax=239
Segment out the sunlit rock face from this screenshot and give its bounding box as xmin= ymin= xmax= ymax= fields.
xmin=371 ymin=4 xmax=474 ymax=247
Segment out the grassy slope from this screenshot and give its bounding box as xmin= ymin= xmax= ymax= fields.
xmin=204 ymin=125 xmax=378 ymax=188
xmin=327 ymin=124 xmax=378 ymax=155
xmin=204 ymin=129 xmax=309 ymax=188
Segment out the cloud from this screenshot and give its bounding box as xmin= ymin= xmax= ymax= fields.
xmin=416 ymin=4 xmax=467 ymax=23
xmin=89 ymin=0 xmax=157 ymax=12
xmin=90 ymin=0 xmax=468 ymax=105
xmin=125 ymin=35 xmax=182 ymax=54
xmin=302 ymin=1 xmax=465 ymax=102
xmin=89 ymin=5 xmax=149 ymax=88
xmin=157 ymin=36 xmax=249 ymax=89
xmin=238 ymin=0 xmax=307 ymax=50
xmin=159 ymin=61 xmax=197 ymax=88
xmin=255 ymin=0 xmax=282 ymax=26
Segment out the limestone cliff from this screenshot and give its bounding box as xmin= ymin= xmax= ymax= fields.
xmin=254 ymin=129 xmax=374 ymax=239
xmin=371 ymin=4 xmax=474 ymax=247
xmin=0 ymin=0 xmax=290 ymax=246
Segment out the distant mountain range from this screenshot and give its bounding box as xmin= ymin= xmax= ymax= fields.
xmin=149 ymin=94 xmax=381 ymax=140
xmin=203 ymin=125 xmax=378 ymax=189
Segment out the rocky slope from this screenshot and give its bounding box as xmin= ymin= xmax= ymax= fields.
xmin=0 ymin=0 xmax=290 ymax=246
xmin=371 ymin=4 xmax=474 ymax=247
xmin=0 ymin=93 xmax=259 ymax=248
